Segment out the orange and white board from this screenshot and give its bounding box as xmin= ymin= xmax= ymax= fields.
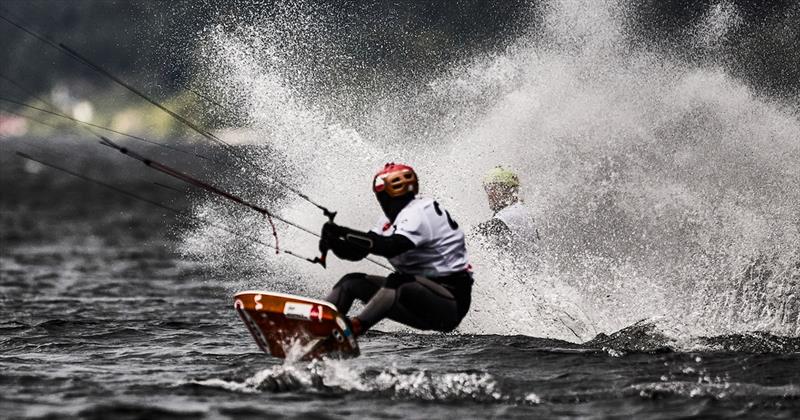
xmin=234 ymin=291 xmax=359 ymax=360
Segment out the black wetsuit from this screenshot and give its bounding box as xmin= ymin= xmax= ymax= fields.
xmin=325 ymin=270 xmax=473 ymax=332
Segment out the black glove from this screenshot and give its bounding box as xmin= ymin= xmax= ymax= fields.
xmin=319 ymin=222 xmax=372 ymax=261
xmin=319 ymin=221 xmax=340 ymax=249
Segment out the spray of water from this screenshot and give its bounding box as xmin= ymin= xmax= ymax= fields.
xmin=190 ymin=359 xmax=508 ymax=402
xmin=181 ymin=0 xmax=800 ymax=341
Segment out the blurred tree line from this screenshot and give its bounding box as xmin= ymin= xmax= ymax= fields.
xmin=0 ymin=0 xmax=797 ymax=124
xmin=0 ymin=0 xmax=531 ymax=102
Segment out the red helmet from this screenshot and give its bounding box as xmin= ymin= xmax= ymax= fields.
xmin=373 ymin=163 xmax=418 ymax=198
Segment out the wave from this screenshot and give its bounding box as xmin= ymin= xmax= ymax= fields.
xmin=187 ymin=361 xmax=523 ymax=404
xmin=583 ymin=321 xmax=800 ymax=354
xmin=179 ymin=0 xmax=800 ymax=341
xmin=184 ymin=321 xmax=798 ymax=408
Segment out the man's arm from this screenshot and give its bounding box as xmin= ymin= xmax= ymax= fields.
xmin=320 ymin=222 xmax=414 ymax=261
xmin=366 ymin=231 xmax=415 ymax=258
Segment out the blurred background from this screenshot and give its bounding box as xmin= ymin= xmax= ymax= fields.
xmin=1 ymin=0 xmax=799 ymax=339
xmin=1 ymin=1 xmax=798 ymax=139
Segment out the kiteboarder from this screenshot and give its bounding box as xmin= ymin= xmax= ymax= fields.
xmin=475 ymin=166 xmax=539 ymax=244
xmin=319 ymin=163 xmax=473 ymax=336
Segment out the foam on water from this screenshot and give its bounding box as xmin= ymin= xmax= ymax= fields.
xmin=181 ymin=0 xmax=800 ymax=341
xmin=190 ymin=358 xmax=508 ymax=402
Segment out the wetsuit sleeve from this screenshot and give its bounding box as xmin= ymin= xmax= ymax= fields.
xmin=366 ymin=232 xmax=414 ymax=258
xmin=322 ymin=223 xmax=415 ymax=261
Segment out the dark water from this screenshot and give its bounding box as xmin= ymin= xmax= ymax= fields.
xmin=1 ymin=140 xmax=799 ymax=419
xmin=1 ymin=244 xmax=799 ymax=419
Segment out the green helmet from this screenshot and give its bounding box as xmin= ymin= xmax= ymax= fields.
xmin=483 ymin=166 xmax=520 ymax=188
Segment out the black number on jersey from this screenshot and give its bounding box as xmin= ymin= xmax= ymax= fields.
xmin=433 ymin=201 xmax=459 ymax=230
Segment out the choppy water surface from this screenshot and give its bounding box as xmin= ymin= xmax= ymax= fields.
xmin=2 ymin=0 xmax=800 ymax=418
xmin=1 ymin=162 xmax=798 ymax=419
xmin=2 ymin=243 xmax=799 ymax=419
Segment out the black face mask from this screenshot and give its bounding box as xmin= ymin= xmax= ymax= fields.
xmin=376 ymin=191 xmax=415 ymax=222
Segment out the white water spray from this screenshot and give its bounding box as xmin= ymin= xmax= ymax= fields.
xmin=182 ymin=0 xmax=800 ymax=341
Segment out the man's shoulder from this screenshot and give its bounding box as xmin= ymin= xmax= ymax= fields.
xmin=394 ymin=197 xmax=440 ymax=232
xmin=400 ymin=196 xmax=435 ymax=215
xmin=410 ymin=196 xmax=435 ymax=207
xmin=494 ymin=202 xmax=532 ymax=224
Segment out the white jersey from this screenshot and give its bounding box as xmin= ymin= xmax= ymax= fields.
xmin=370 ymin=196 xmax=469 ymax=277
xmin=493 ymin=201 xmax=539 ymax=242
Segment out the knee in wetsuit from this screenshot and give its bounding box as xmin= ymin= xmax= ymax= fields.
xmin=384 ymin=271 xmax=415 ymax=289
xmin=347 ymin=272 xmax=414 ymax=332
xmin=327 ymin=272 xmax=383 ymax=315
xmin=333 ymin=272 xmax=368 ymax=289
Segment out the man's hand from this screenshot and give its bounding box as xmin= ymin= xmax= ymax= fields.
xmin=320 ymin=221 xmax=339 ymax=247
xmin=319 ymin=222 xmax=371 ymax=261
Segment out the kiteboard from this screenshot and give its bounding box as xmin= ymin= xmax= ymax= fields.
xmin=234 ymin=291 xmax=359 ymax=360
